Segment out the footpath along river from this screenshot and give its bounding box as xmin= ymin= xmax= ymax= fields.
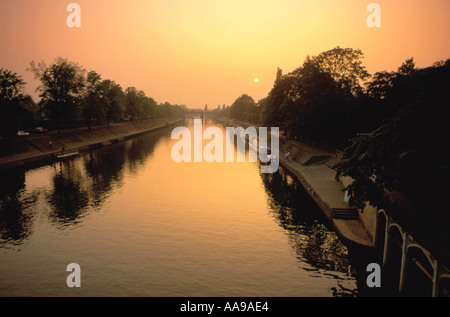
xmin=0 ymin=118 xmax=376 ymax=297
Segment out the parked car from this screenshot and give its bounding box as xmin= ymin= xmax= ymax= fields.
xmin=34 ymin=127 xmax=48 ymax=133
xmin=17 ymin=130 xmax=30 ymax=137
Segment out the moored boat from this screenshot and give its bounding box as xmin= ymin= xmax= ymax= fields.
xmin=54 ymin=151 xmax=79 ymax=159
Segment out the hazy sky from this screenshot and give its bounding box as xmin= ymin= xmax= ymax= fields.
xmin=1 ymin=0 xmax=450 ymax=109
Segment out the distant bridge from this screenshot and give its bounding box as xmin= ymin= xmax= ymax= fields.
xmin=184 ymin=111 xmax=206 ymax=119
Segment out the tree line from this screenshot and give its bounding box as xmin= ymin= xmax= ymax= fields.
xmin=225 ymin=47 xmax=375 ymax=146
xmin=333 ymin=56 xmax=450 ymax=261
xmin=0 ymin=57 xmax=185 ymax=136
xmin=222 ymin=46 xmax=450 ymax=259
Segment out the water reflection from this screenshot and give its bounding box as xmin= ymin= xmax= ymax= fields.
xmin=0 ymin=119 xmax=366 ymax=296
xmin=125 ymin=129 xmax=168 ymax=173
xmin=0 ymin=125 xmax=172 ymax=237
xmin=84 ymin=143 xmax=127 ymax=208
xmin=260 ymin=167 xmax=357 ymax=295
xmin=0 ymin=169 xmax=38 ymax=246
xmin=47 ymin=161 xmax=90 ymax=227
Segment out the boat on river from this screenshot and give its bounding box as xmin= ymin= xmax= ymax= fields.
xmin=54 ymin=151 xmax=79 ymax=159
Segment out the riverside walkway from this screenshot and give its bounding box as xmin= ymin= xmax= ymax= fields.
xmin=278 ymin=133 xmax=450 ymax=296
xmin=210 ymin=115 xmax=374 ymax=249
xmin=0 ymin=118 xmax=183 ymax=171
xmin=278 ymin=136 xmax=374 ymax=249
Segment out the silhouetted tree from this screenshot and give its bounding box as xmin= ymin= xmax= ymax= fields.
xmin=141 ymin=96 xmax=158 ymax=119
xmin=310 ymin=46 xmax=371 ymax=96
xmin=366 ymin=70 xmax=396 ymax=99
xmin=0 ymin=69 xmax=26 ymax=101
xmin=365 ymin=58 xmax=421 ymax=126
xmin=124 ymin=86 xmax=144 ymax=121
xmin=260 ymin=54 xmax=357 ymax=146
xmin=100 ymin=79 xmax=125 ymax=126
xmin=82 ymin=70 xmax=104 ymax=130
xmin=260 ymin=74 xmax=296 ymax=128
xmin=275 ymin=67 xmax=283 ymax=81
xmin=334 ymin=60 xmax=450 ymax=263
xmin=28 ymin=57 xmax=86 ymax=133
xmin=229 ymin=94 xmax=259 ymax=123
xmin=0 ymin=69 xmax=34 ymax=136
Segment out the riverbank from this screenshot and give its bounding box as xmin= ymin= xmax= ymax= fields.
xmin=277 ymin=137 xmax=373 ymax=249
xmin=0 ymin=118 xmax=184 ymax=171
xmin=211 ymin=115 xmax=374 ymax=249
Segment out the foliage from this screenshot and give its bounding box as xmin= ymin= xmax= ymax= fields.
xmin=124 ymin=86 xmax=145 ymax=121
xmin=23 ymin=57 xmax=185 ymax=131
xmin=309 ymin=46 xmax=371 ymax=96
xmin=229 ymin=94 xmax=260 ymax=124
xmin=100 ymin=79 xmax=125 ymax=126
xmin=0 ymin=69 xmax=27 ymax=102
xmin=248 ymin=48 xmax=449 ymax=248
xmin=334 ymin=60 xmax=450 ymax=227
xmin=28 ymin=57 xmax=86 ymax=132
xmin=0 ymin=69 xmax=35 ymax=136
xmin=82 ymin=71 xmax=104 ymax=129
xmin=260 ymin=48 xmax=369 ymax=147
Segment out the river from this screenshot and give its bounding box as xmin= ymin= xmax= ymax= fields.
xmin=0 ymin=117 xmax=370 ymax=297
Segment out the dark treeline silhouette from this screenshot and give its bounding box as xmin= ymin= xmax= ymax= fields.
xmin=259 ymin=47 xmax=371 ymax=148
xmin=220 ymin=47 xmax=374 ymax=144
xmin=334 ymin=58 xmax=450 ymax=265
xmin=0 ymin=69 xmax=37 ymax=137
xmin=220 ymin=46 xmax=450 ymax=265
xmin=0 ymin=57 xmax=185 ymax=137
xmin=228 ymin=94 xmax=260 ymax=125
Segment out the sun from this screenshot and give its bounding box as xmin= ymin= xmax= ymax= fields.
xmin=253 ymin=77 xmax=259 ymax=83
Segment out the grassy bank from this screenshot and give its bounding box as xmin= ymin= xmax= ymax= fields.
xmin=0 ymin=117 xmax=183 ymax=170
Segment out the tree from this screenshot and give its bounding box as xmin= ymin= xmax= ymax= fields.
xmin=124 ymin=86 xmax=144 ymax=121
xmin=28 ymin=57 xmax=86 ymax=132
xmin=397 ymin=57 xmax=416 ymax=76
xmin=287 ymin=59 xmax=343 ymax=143
xmin=261 ymin=56 xmax=351 ymax=145
xmin=366 ymin=58 xmax=420 ymax=125
xmin=333 ymin=60 xmax=450 ymax=258
xmin=0 ymin=69 xmax=34 ymax=137
xmin=275 ymin=67 xmax=283 ymax=81
xmin=100 ymin=79 xmax=124 ymax=126
xmin=310 ymin=46 xmax=371 ymax=96
xmin=0 ymin=69 xmax=26 ymax=102
xmin=367 ymin=58 xmax=417 ymax=100
xmin=82 ymin=71 xmax=104 ymax=130
xmin=366 ymin=71 xmax=395 ymax=99
xmin=229 ymin=94 xmax=258 ymax=123
xmin=260 ymin=48 xmax=373 ymax=147
xmin=140 ymin=96 xmax=158 ymax=119
xmin=260 ymin=74 xmax=296 ymax=127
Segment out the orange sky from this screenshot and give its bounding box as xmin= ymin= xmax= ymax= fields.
xmin=1 ymin=0 xmax=450 ymax=109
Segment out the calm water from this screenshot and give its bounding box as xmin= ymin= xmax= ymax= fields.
xmin=0 ymin=118 xmax=368 ymax=297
